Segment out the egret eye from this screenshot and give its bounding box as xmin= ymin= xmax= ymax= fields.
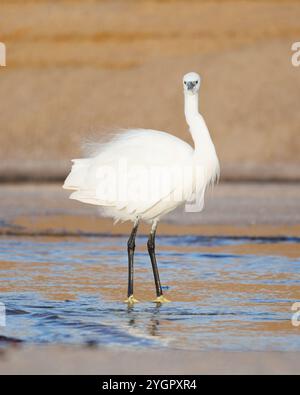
xmin=184 ymin=81 xmax=187 ymax=85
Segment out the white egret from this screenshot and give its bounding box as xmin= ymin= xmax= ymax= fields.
xmin=63 ymin=72 xmax=220 ymax=304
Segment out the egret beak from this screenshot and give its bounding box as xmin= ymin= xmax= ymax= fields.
xmin=186 ymin=81 xmax=197 ymax=90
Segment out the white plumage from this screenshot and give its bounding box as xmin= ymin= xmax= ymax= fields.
xmin=63 ymin=75 xmax=219 ymax=223
xmin=63 ymin=72 xmax=220 ymax=303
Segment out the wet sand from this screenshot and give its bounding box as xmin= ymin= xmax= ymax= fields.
xmin=1 ymin=346 xmax=300 ymax=375
xmin=1 ymin=182 xmax=300 ymax=237
xmin=1 ymin=182 xmax=300 ymax=374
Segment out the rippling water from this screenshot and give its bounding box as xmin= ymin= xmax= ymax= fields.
xmin=0 ymin=235 xmax=299 ymax=351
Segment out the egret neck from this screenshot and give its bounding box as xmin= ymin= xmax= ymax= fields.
xmin=184 ymin=90 xmax=213 ymax=154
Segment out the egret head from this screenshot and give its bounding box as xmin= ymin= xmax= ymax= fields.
xmin=183 ymin=72 xmax=201 ymax=94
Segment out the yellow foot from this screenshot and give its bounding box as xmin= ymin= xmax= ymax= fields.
xmin=153 ymin=295 xmax=171 ymax=304
xmin=124 ymin=295 xmax=139 ymax=304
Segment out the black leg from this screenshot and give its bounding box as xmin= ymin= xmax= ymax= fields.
xmin=126 ymin=220 xmax=139 ymax=302
xmin=147 ymin=222 xmax=169 ymax=302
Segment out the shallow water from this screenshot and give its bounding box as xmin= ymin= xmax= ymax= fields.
xmin=0 ymin=235 xmax=299 ymax=351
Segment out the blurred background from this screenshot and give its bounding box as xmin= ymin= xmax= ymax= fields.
xmin=0 ymin=0 xmax=299 ymax=182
